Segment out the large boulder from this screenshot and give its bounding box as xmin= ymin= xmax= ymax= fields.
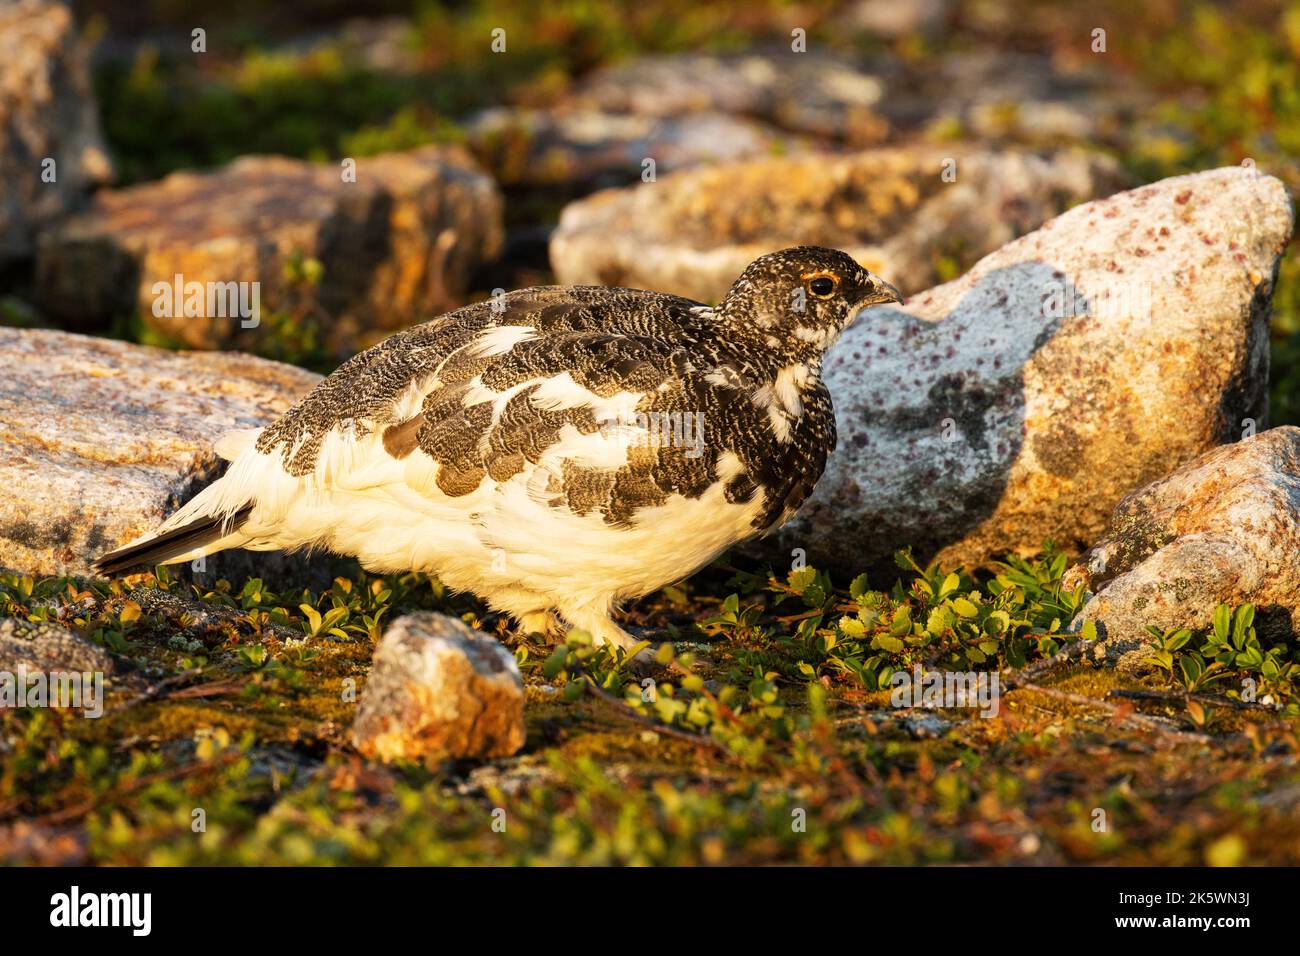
xmin=550 ymin=146 xmax=1127 ymax=300
xmin=770 ymin=166 xmax=1293 ymax=576
xmin=35 ymin=147 xmax=503 ymax=353
xmin=0 ymin=328 xmax=319 ymax=578
xmin=1068 ymin=427 xmax=1300 ymax=671
xmin=351 ymin=612 xmax=526 ymax=764
xmin=0 ymin=0 xmax=112 ymax=265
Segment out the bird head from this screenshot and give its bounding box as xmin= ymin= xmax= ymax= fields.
xmin=716 ymin=246 xmax=902 ymax=357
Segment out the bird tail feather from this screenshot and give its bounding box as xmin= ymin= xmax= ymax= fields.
xmin=93 ymin=475 xmax=255 ymax=577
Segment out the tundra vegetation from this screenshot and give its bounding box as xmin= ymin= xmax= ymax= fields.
xmin=2 ymin=548 xmax=1297 ymax=864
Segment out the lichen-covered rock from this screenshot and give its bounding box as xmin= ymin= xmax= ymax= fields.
xmin=466 ymin=108 xmax=803 ymax=189
xmin=351 ymin=613 xmax=525 ymax=763
xmin=0 ymin=0 xmax=113 ymax=264
xmin=0 ymin=618 xmax=114 ymax=675
xmin=1066 ymin=427 xmax=1300 ymax=671
xmin=550 ymin=147 xmax=1126 ymax=300
xmin=770 ymin=166 xmax=1293 ymax=576
xmin=35 ymin=147 xmax=503 ymax=352
xmin=0 ymin=328 xmax=319 ymax=577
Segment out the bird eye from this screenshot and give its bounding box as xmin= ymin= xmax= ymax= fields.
xmin=807 ymin=274 xmax=838 ymax=298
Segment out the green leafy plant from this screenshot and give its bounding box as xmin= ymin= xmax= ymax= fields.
xmin=1146 ymin=602 xmax=1299 ymax=712
xmin=715 ymin=546 xmax=1090 ymax=690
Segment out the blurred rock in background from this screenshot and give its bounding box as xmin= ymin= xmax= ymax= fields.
xmin=35 ymin=146 xmax=503 ymax=354
xmin=464 ymin=108 xmax=807 ymax=190
xmin=0 ymin=0 xmax=112 ymax=268
xmin=551 ymin=146 xmax=1128 ymax=301
xmin=564 ymin=49 xmax=894 ymax=146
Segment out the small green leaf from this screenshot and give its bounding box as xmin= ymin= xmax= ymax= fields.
xmin=952 ymin=597 xmax=979 ymax=619
xmin=1212 ymin=603 xmax=1232 ymax=642
xmin=875 ymin=635 xmax=904 ymax=654
xmin=889 ymin=609 xmax=912 ymax=638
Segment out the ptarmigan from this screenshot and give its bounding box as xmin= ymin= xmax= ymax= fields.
xmin=95 ymin=247 xmax=901 ymax=650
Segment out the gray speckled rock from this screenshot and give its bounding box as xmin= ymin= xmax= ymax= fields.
xmin=1066 ymin=427 xmax=1300 ymax=671
xmin=770 ymin=166 xmax=1293 ymax=576
xmin=0 ymin=618 xmax=113 ymax=675
xmin=0 ymin=0 xmax=112 ymax=264
xmin=0 ymin=328 xmax=319 ymax=577
xmin=550 ymin=146 xmax=1127 ymax=300
xmin=351 ymin=613 xmax=525 ymax=763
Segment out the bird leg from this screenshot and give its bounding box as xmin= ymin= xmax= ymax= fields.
xmin=515 ymin=609 xmax=565 ymax=641
xmin=559 ymin=605 xmax=645 ymax=653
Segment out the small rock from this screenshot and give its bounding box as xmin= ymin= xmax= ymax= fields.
xmin=351 ymin=613 xmax=525 ymax=763
xmin=771 ymin=166 xmax=1294 ymax=576
xmin=126 ymin=587 xmax=301 ymax=645
xmin=0 ymin=0 xmax=113 ymax=264
xmin=0 ymin=327 xmax=319 ymax=577
xmin=36 ymin=147 xmax=503 ymax=352
xmin=1069 ymin=427 xmax=1300 ymax=671
xmin=551 ymin=146 xmax=1126 ymax=301
xmin=0 ymin=618 xmax=113 ymax=675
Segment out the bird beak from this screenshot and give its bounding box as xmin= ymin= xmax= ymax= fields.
xmin=866 ymin=278 xmax=903 ymax=306
xmin=843 ymin=269 xmax=903 ymax=330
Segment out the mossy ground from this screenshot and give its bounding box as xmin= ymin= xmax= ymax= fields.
xmin=3 ymin=551 xmax=1297 ymax=866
